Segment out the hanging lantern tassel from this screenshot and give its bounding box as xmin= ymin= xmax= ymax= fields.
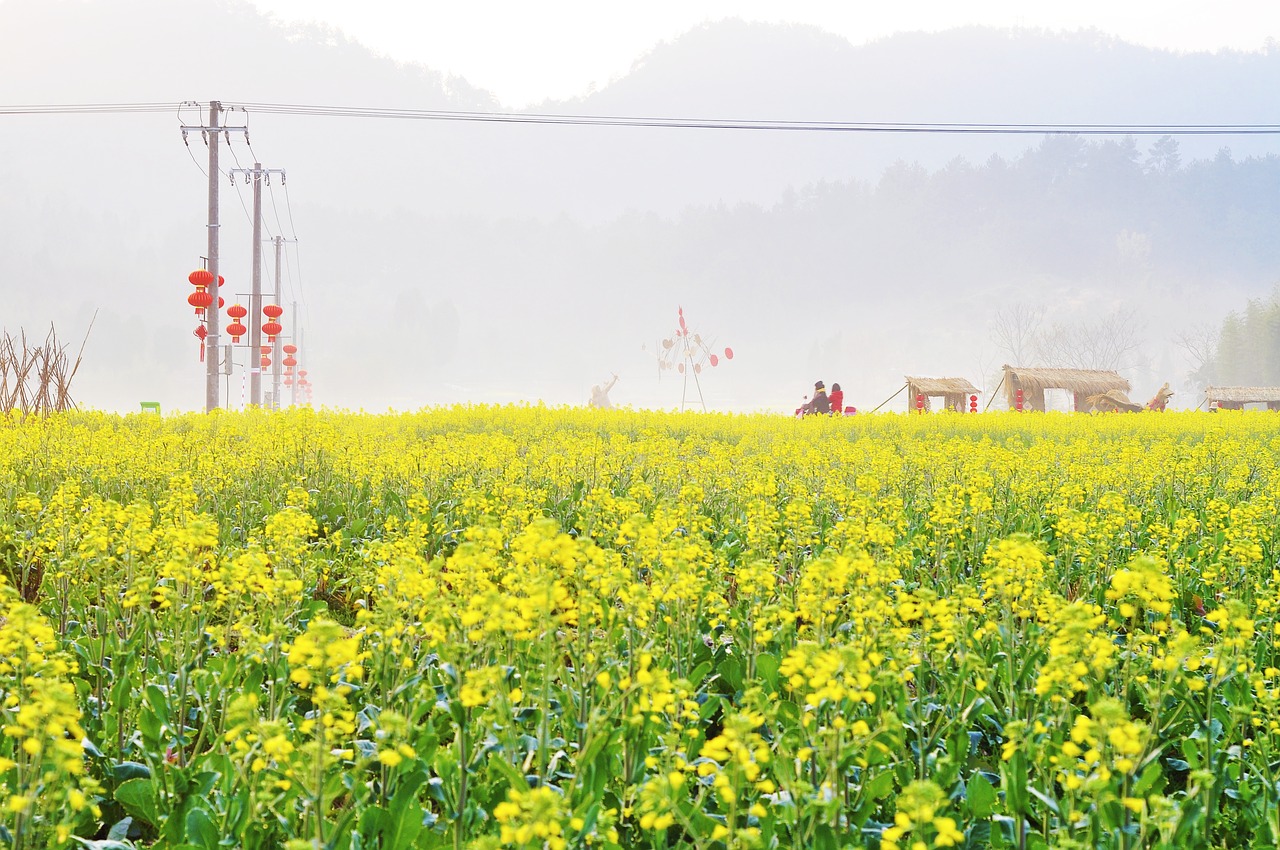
xmin=194 ymin=325 xmax=208 ymax=362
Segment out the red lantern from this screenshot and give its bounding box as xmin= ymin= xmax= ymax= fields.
xmin=724 ymin=347 xmax=734 ymax=360
xmin=916 ymin=394 xmax=925 ymax=412
xmin=970 ymin=394 xmax=978 ymax=413
xmin=283 ymin=356 xmax=297 ymax=367
xmin=262 ymin=321 xmax=283 ymax=341
xmin=224 ymin=304 xmax=248 ymax=343
xmin=260 ymin=345 xmax=272 ymax=355
xmin=263 ymin=304 xmax=284 ymax=320
xmin=709 ymin=354 xmax=719 ymax=367
xmin=188 ymin=290 xmax=213 ymax=314
xmin=1015 ymin=389 xmax=1024 ymax=412
xmin=284 ymin=377 xmax=293 ymax=386
xmin=298 ymin=370 xmax=308 ymax=378
xmin=217 ymin=296 xmax=225 ymax=309
xmin=283 ymin=344 xmax=297 ymax=355
xmin=188 ymin=269 xmax=214 ymax=288
xmin=261 ymin=356 xmax=271 ymax=368
xmin=217 ymin=275 xmax=225 ymax=287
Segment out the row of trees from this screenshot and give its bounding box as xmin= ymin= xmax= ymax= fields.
xmin=1189 ymin=287 xmax=1280 ymax=388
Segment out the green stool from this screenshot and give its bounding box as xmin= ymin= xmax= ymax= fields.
xmin=139 ymin=401 xmax=161 ymax=414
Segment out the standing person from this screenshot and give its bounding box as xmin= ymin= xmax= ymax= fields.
xmin=804 ymin=381 xmax=831 ymax=415
xmin=589 ymin=374 xmax=618 ymax=409
xmin=828 ymin=382 xmax=844 ymax=415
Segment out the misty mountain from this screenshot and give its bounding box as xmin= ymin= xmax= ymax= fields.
xmin=1 ymin=0 xmax=1277 ymax=413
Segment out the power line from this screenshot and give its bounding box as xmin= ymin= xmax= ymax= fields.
xmin=281 ymin=181 xmax=300 ymax=241
xmin=277 ymin=181 xmax=306 ymax=326
xmin=266 ymin=183 xmax=288 ymax=248
xmin=233 ymin=102 xmax=1280 ymax=136
xmin=0 ymin=102 xmax=175 ymax=115
xmin=7 ymin=100 xmax=1280 ymax=135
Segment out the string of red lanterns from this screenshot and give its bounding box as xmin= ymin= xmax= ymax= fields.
xmin=186 ymin=269 xmax=310 ymax=404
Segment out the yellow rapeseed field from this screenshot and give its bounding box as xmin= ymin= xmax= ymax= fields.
xmin=1 ymin=407 xmax=1278 ymax=849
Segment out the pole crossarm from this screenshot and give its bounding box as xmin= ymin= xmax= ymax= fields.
xmin=180 ymin=125 xmax=249 ymax=146
xmin=228 ymin=166 xmax=287 ymax=185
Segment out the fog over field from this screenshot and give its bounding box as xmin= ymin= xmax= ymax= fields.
xmin=1 ymin=0 xmax=1278 ymax=413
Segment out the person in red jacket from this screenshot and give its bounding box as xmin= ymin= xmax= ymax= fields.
xmin=828 ymin=382 xmax=844 ymax=415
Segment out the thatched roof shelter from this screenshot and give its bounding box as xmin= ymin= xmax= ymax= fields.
xmin=905 ymin=376 xmax=981 ymax=412
xmin=1206 ymin=386 xmax=1280 ymax=410
xmin=1002 ymin=365 xmax=1130 ymax=412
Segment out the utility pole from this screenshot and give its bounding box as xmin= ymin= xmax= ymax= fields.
xmin=229 ymin=163 xmax=285 ymax=407
xmin=205 ymin=104 xmax=221 ymax=413
xmin=181 ymin=101 xmax=247 ymax=412
xmin=271 ymin=235 xmax=297 ymax=409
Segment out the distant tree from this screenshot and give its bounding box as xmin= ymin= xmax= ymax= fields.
xmin=1173 ymin=322 xmax=1220 ymax=389
xmin=1035 ymin=308 xmax=1145 ymax=372
xmin=1144 ymin=135 xmax=1182 ymax=174
xmin=990 ymin=304 xmax=1044 ymax=365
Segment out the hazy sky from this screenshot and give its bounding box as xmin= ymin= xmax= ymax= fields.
xmin=250 ymin=0 xmax=1279 ymax=107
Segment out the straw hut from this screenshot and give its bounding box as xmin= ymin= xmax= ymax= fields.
xmin=1001 ymin=365 xmax=1130 ymax=412
xmin=1205 ymin=386 xmax=1280 ymax=411
xmin=905 ymin=376 xmax=981 ymax=412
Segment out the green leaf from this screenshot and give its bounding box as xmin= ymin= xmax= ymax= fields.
xmin=112 ymin=761 xmax=152 ymax=782
xmin=106 ymin=817 xmax=133 ymax=842
xmin=486 ymin=754 xmax=527 ymax=792
xmin=138 ymin=707 xmax=164 ymax=746
xmin=965 ymin=820 xmax=993 ymax=850
xmin=1002 ymin=751 xmax=1029 ymax=815
xmin=386 ymin=800 xmax=426 ymax=850
xmin=967 ymin=771 xmax=998 ymax=819
xmin=755 ymin=652 xmax=780 ymax=691
xmin=1026 ymin=784 xmax=1060 ymax=817
xmin=1132 ymin=760 xmax=1165 ymax=796
xmin=864 ymin=770 xmax=895 ymax=801
xmin=718 ymin=657 xmax=743 ymax=693
xmin=812 ymin=823 xmax=839 ymax=850
xmin=115 ymin=778 xmax=159 ymax=826
xmin=144 ymin=684 xmax=169 ymax=720
xmin=185 ymin=808 xmax=218 ymax=850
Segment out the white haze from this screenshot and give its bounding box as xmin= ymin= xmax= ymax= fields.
xmin=1 ymin=0 xmax=1278 ymax=414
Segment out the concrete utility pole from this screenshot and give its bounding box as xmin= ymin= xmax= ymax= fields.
xmin=271 ymin=235 xmax=297 ymax=409
xmin=205 ymin=103 xmax=221 ymax=413
xmin=229 ymin=163 xmax=285 ymax=407
xmin=181 ymin=101 xmax=247 ymax=412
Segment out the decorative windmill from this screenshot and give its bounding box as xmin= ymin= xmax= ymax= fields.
xmin=655 ymin=306 xmax=733 ymax=411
